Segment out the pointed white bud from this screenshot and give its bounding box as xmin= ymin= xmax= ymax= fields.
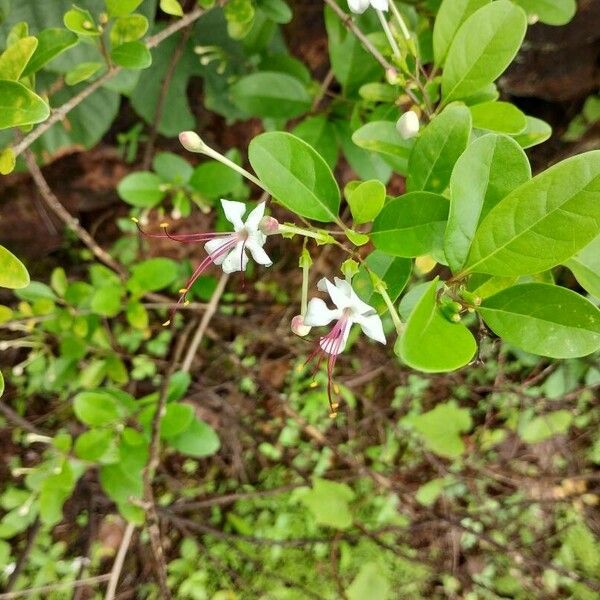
xmin=291 ymin=315 xmax=312 ymax=337
xmin=396 ymin=110 xmax=420 ymax=140
xmin=179 ymin=131 xmax=206 ymax=153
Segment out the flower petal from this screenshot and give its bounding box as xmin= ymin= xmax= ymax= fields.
xmin=348 ymin=0 xmax=369 ymax=13
xmin=355 ymin=312 xmax=386 ymax=344
xmin=220 ymin=199 xmax=246 ymax=230
xmin=245 ymin=239 xmax=272 ymax=266
xmin=320 ymin=320 xmax=352 ymax=354
xmin=333 ymin=277 xmax=353 ymax=298
xmin=317 ymin=277 xmax=330 ymax=293
xmin=244 ymin=201 xmax=266 ymax=231
xmin=204 ymin=237 xmax=233 ymax=265
xmin=221 ymin=242 xmax=248 ymax=273
xmin=324 ymin=278 xmax=353 ymax=311
xmin=304 ymin=298 xmax=339 ymax=327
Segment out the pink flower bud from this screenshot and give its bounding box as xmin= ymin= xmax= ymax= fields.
xmin=259 ymin=216 xmax=279 ymax=235
xmin=291 ymin=315 xmax=311 ymax=337
xmin=179 ymin=131 xmax=205 ymax=153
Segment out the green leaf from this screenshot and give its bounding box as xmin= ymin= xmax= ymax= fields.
xmin=300 ymin=478 xmax=355 ymax=530
xmin=106 ymin=0 xmax=144 ymax=17
xmin=565 ymin=236 xmax=600 ymax=299
xmin=348 ymin=180 xmax=385 ymax=225
xmin=256 ymin=0 xmax=292 ymax=24
xmin=478 ymin=283 xmax=600 ymax=358
xmin=189 ymin=161 xmax=241 ymax=199
xmin=0 ymin=147 xmax=15 ymax=174
xmin=344 ymin=229 xmax=369 ymax=246
xmin=353 ymin=250 xmax=411 ymax=314
xmin=519 ymin=410 xmax=573 ymax=444
xmin=346 ymin=562 xmax=390 ymax=600
xmin=160 ymin=403 xmax=195 ymax=438
xmin=469 ymin=101 xmax=527 ymax=134
xmin=416 ymin=478 xmax=446 ymax=506
xmin=22 ymin=28 xmax=79 ymax=76
xmin=445 ymin=134 xmax=531 ymax=273
xmin=90 ymin=286 xmax=123 ymax=317
xmin=464 ymin=151 xmax=600 ymax=276
xmin=117 ymin=171 xmax=165 ymax=207
xmin=513 ymin=0 xmax=576 ymax=25
xmin=110 ymin=14 xmax=149 ymax=46
xmin=39 ymin=460 xmax=76 ymax=526
xmin=153 ymin=151 xmax=193 ymax=184
xmin=111 ymin=40 xmax=152 ymax=69
xmin=160 ymin=0 xmax=184 ymax=16
xmin=433 ymin=0 xmax=491 ymax=66
xmin=351 ymin=121 xmax=412 ymax=175
xmin=64 ymin=61 xmax=103 ymax=85
xmin=511 ymin=115 xmax=552 ymax=149
xmin=406 ymin=104 xmax=471 ymax=193
xmin=168 ymin=417 xmax=220 ymax=457
xmin=74 ymin=429 xmax=114 ymax=462
xmin=16 ymin=281 xmax=56 ymax=302
xmin=63 ymin=6 xmax=101 ymax=36
xmin=371 ymin=192 xmax=449 ymax=257
xmin=0 ymin=80 xmax=49 ymax=129
xmin=73 ymin=391 xmax=121 ymax=427
xmin=441 ymin=1 xmax=527 ymax=103
xmin=128 ymin=258 xmax=179 ymax=294
xmin=0 ymin=36 xmax=37 ymax=79
xmin=249 ymin=132 xmax=340 ymax=222
xmin=405 ymin=401 xmax=472 ymax=458
xmin=230 ymin=72 xmax=311 ymax=119
xmin=397 ymin=278 xmax=477 ymax=372
xmin=0 ymin=245 xmax=29 ymax=289
xmin=292 ymin=115 xmax=338 ymax=170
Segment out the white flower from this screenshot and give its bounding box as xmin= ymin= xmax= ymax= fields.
xmin=205 ymin=199 xmax=272 ymax=274
xmin=396 ymin=110 xmax=420 ymax=139
xmin=348 ymin=0 xmax=388 ymax=14
xmin=304 ymin=277 xmax=386 ymax=355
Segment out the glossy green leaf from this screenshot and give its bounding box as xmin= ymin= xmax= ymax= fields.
xmin=257 ymin=0 xmax=292 ymax=23
xmin=372 ymin=192 xmax=449 ymax=257
xmin=0 ymin=36 xmax=37 ymax=79
xmin=117 ymin=172 xmax=165 ymax=207
xmin=110 ymin=14 xmax=149 ymax=46
xmin=445 ymin=134 xmax=531 ymax=273
xmin=478 ymin=283 xmax=600 ymax=358
xmin=464 ymin=151 xmax=600 ymax=276
xmin=565 ymin=236 xmax=600 ymax=299
xmin=353 ymin=250 xmax=411 ymax=314
xmin=519 ymin=410 xmax=573 ymax=444
xmin=0 ymin=81 xmax=49 ymax=129
xmin=469 ymin=101 xmax=527 ymax=134
xmin=128 ymin=258 xmax=179 ymax=294
xmin=441 ymin=1 xmax=527 ymax=103
xmin=433 ymin=0 xmax=490 ymax=66
xmin=406 ymin=104 xmax=471 ymax=193
xmin=230 ymin=72 xmax=311 ymax=119
xmin=73 ymin=391 xmax=121 ymax=427
xmin=168 ymin=417 xmax=220 ymax=457
xmin=22 ymin=28 xmax=78 ymax=76
xmin=160 ymin=0 xmax=184 ymax=16
xmin=0 ymin=245 xmax=29 ymax=289
xmin=111 ymin=40 xmax=152 ymax=69
xmin=352 ymin=121 xmax=412 ymax=175
xmin=300 ymin=478 xmax=355 ymax=530
xmin=513 ymin=0 xmax=576 ymax=26
xmin=106 ymin=0 xmax=144 ymax=17
xmin=511 ymin=116 xmax=552 ymax=149
xmin=404 ymin=401 xmax=472 ymax=458
xmin=248 ymin=132 xmax=340 ymax=222
xmin=63 ymin=7 xmax=101 ymax=36
xmin=65 ymin=61 xmax=103 ymax=85
xmin=348 ymin=180 xmax=385 ymax=225
xmin=189 ymin=161 xmax=242 ymax=199
xmin=292 ymin=116 xmax=338 ymax=170
xmin=397 ymin=279 xmax=477 ymax=372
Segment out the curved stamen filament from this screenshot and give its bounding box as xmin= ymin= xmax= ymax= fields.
xmin=132 ymin=218 xmax=230 ymax=243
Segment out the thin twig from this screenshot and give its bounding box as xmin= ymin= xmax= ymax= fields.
xmin=181 ymin=273 xmax=229 ymax=373
xmin=12 ymin=6 xmax=209 ymax=159
xmin=104 ymin=522 xmax=136 ymax=600
xmin=0 ymin=575 xmax=111 ymax=600
xmin=0 ymin=400 xmax=43 ymax=435
xmin=4 ymin=519 xmax=41 ymax=592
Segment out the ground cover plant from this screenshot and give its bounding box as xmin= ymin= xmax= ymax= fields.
xmin=0 ymin=0 xmax=599 ymax=597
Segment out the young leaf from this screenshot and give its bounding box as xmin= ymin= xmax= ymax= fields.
xmin=519 ymin=410 xmax=573 ymax=444
xmin=0 ymin=371 xmax=4 ymax=397
xmin=111 ymin=41 xmax=152 ymax=70
xmin=565 ymin=236 xmax=600 ymax=299
xmin=0 ymin=245 xmax=30 ymax=289
xmin=0 ymin=81 xmax=49 ymax=129
xmin=248 ymin=132 xmax=340 ymax=222
xmin=257 ymin=0 xmax=293 ymax=24
xmin=445 ymin=134 xmax=531 ymax=273
xmin=441 ymin=1 xmax=527 ymax=103
xmin=433 ymin=0 xmax=490 ymax=66
xmin=65 ymin=62 xmax=103 ymax=86
xmin=0 ymin=148 xmax=15 ymax=175
xmin=74 ymin=429 xmax=114 ymax=462
xmin=463 ymin=151 xmax=600 ymax=276
xmin=352 ymin=121 xmax=412 ymax=175
xmin=478 ymin=283 xmax=600 ymax=358
xmin=0 ymin=36 xmax=37 ymax=80
xmin=160 ymin=403 xmax=195 ymax=439
xmin=371 ymin=192 xmax=449 ymax=257
xmin=230 ymin=72 xmax=311 ymax=119
xmin=397 ymin=279 xmax=477 ymax=372
xmin=406 ymin=104 xmax=471 ymax=194
xmin=117 ymin=172 xmax=165 ymax=207
xmin=73 ymin=391 xmax=121 ymax=427
xmin=513 ymin=0 xmax=576 ymax=26
xmin=511 ymin=116 xmax=552 ymax=149
xmin=160 ymin=0 xmax=184 ymax=17
xmin=346 ymin=563 xmax=390 ymax=600
xmin=63 ymin=7 xmax=101 ymax=36
xmin=110 ymin=15 xmax=149 ymax=46
xmin=128 ymin=258 xmax=178 ymax=294
xmin=22 ymin=28 xmax=78 ymax=76
xmin=106 ymin=0 xmax=144 ymax=17
xmin=348 ymin=180 xmax=386 ymax=224
xmin=469 ymin=101 xmax=527 ymax=134
xmin=153 ymin=152 xmax=193 ymax=184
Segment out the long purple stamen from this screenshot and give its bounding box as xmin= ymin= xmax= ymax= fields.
xmin=133 ymin=219 xmax=230 ymax=244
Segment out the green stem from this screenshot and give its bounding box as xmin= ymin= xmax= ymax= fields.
xmin=378 ymin=286 xmax=404 ymax=336
xmin=278 ymin=223 xmax=324 ymax=241
xmin=202 ymin=146 xmax=266 ymax=191
xmin=388 ymin=0 xmax=411 ymax=41
xmin=376 ymin=9 xmax=402 ymax=61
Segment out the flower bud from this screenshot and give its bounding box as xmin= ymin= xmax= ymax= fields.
xmin=179 ymin=131 xmax=206 ymax=153
xmin=291 ymin=315 xmax=311 ymax=337
xmin=396 ymin=110 xmax=420 ymax=140
xmin=259 ymin=215 xmax=280 ymax=235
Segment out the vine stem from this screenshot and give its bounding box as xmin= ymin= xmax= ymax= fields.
xmin=12 ymin=4 xmax=214 ymax=159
